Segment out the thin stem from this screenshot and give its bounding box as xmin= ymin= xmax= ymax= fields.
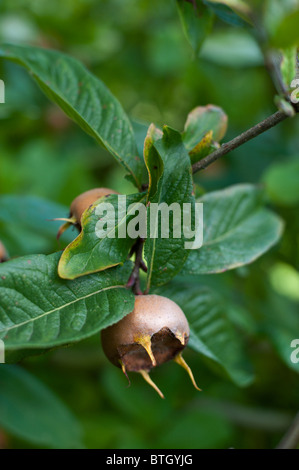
xmin=276 ymin=412 xmax=299 ymax=449
xmin=126 ymin=238 xmax=145 ymax=295
xmin=192 ymin=108 xmax=297 ymax=174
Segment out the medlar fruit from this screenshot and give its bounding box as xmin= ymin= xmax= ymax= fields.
xmin=56 ymin=187 xmax=118 ymax=238
xmin=101 ymin=294 xmax=200 ymax=398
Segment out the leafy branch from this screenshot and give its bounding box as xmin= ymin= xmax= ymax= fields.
xmin=177 ymin=0 xmax=299 ymax=176
xmin=192 ymin=104 xmax=299 ymax=174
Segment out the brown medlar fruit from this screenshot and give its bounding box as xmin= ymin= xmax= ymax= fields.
xmin=56 ymin=187 xmax=118 ymax=239
xmin=101 ymin=294 xmax=200 ymax=398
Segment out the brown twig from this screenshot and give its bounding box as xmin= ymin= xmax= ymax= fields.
xmin=192 ymin=107 xmax=298 ymax=174
xmin=126 ymin=238 xmax=146 ymax=295
xmin=191 ymin=17 xmax=299 ymax=175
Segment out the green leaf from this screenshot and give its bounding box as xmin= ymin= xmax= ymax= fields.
xmin=203 ymin=0 xmax=252 ymax=26
xmin=58 ymin=192 xmax=147 ymax=280
xmin=0 ymin=365 xmax=84 ymax=448
xmin=199 ymin=28 xmax=263 ymax=67
xmin=155 ymin=283 xmax=254 ymax=386
xmin=263 ymin=159 xmax=299 ymax=206
xmin=182 ymin=184 xmax=284 ymax=275
xmin=188 ymin=130 xmax=216 ymax=164
xmin=177 ymin=0 xmax=214 ymax=54
xmin=280 ymin=47 xmax=297 ymax=90
xmin=143 ymin=124 xmax=164 ymax=200
xmin=132 ymin=120 xmax=153 ymax=162
xmin=0 ymin=43 xmax=147 ymax=189
xmin=182 ymin=105 xmax=228 ymax=152
xmin=0 ymin=195 xmax=73 ymax=257
xmin=271 ymin=9 xmax=299 ymax=48
xmin=0 ymin=252 xmax=135 ymax=352
xmin=257 ymin=284 xmax=299 ymax=375
xmin=144 ymin=126 xmax=194 ymax=290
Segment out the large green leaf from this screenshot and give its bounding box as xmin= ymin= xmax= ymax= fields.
xmin=0 ymin=365 xmax=84 ymax=448
xmin=155 ymin=283 xmax=254 ymax=386
xmin=0 ymin=252 xmax=134 ymax=352
xmin=0 ymin=195 xmax=73 ymax=257
xmin=182 ymin=184 xmax=284 ymax=275
xmin=0 ymin=43 xmax=147 ymax=189
xmin=177 ymin=0 xmax=213 ymax=54
xmin=144 ymin=126 xmax=194 ymax=290
xmin=58 ymin=192 xmax=147 ymax=280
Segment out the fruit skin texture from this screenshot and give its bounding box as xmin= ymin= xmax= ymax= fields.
xmin=101 ymin=294 xmax=189 ymax=372
xmin=70 ymin=187 xmax=119 ymax=225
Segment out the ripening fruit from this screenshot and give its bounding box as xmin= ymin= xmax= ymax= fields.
xmin=0 ymin=241 xmax=8 ymax=263
xmin=56 ymin=187 xmax=118 ymax=239
xmin=101 ymin=294 xmax=200 ymax=398
xmin=69 ymin=188 xmax=119 ymax=224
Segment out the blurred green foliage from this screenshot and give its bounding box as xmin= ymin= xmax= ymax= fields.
xmin=0 ymin=0 xmax=299 ymax=450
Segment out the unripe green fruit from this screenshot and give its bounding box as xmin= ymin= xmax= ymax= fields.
xmin=101 ymin=295 xmax=200 ymax=398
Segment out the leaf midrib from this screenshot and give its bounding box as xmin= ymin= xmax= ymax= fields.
xmin=0 ymin=284 xmax=124 ymax=334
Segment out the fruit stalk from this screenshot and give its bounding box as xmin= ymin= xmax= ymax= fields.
xmin=126 ymin=238 xmax=146 ymax=295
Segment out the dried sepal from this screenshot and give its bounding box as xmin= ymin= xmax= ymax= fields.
xmin=139 ymin=370 xmax=165 ymax=399
xmin=134 ymin=334 xmax=157 ymax=367
xmin=174 ymin=352 xmax=202 ymax=391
